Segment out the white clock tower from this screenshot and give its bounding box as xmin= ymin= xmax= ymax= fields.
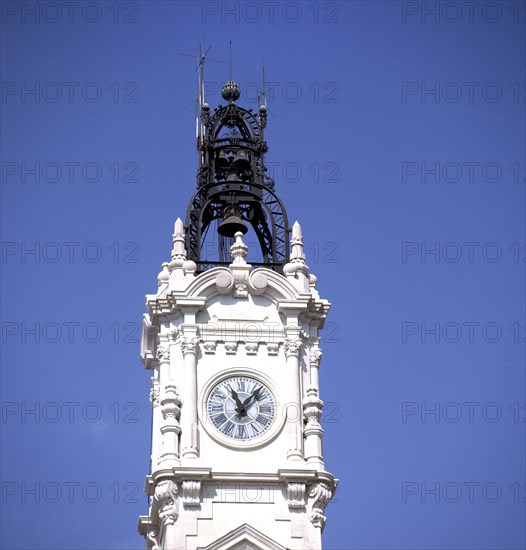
xmin=138 ymin=78 xmax=337 ymax=550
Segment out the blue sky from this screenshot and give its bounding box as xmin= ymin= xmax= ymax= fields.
xmin=1 ymin=1 xmax=524 ymax=548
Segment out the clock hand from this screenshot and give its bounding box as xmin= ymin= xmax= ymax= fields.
xmin=231 ymin=388 xmax=243 ymax=408
xmin=241 ymin=386 xmax=263 ymax=408
xmin=231 ymin=388 xmax=247 ymax=415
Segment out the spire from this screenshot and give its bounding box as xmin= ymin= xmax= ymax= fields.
xmin=290 ymin=221 xmax=305 ymax=264
xmin=171 ymin=217 xmax=187 ymax=261
xmin=283 ymin=221 xmax=310 ymax=293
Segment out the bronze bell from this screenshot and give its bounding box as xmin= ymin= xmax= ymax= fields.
xmin=217 ymin=206 xmax=248 ymax=237
xmin=215 ymin=150 xmax=229 ymax=171
xmin=233 ymin=150 xmax=251 ymax=172
xmin=226 ymin=172 xmax=241 ymax=182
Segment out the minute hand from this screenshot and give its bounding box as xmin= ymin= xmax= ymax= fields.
xmin=241 ymin=386 xmax=262 ymax=408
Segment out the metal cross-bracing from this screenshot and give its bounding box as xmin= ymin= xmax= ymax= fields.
xmin=185 ymin=181 xmax=290 ymax=272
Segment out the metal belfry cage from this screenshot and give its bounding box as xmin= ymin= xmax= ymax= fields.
xmin=184 ymin=73 xmax=290 ymax=272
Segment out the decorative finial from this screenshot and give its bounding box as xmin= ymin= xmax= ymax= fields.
xmin=171 ymin=217 xmax=187 ymax=261
xmin=292 ymin=220 xmax=302 ymax=239
xmin=174 ymin=217 xmax=184 ymax=237
xmin=283 ymin=221 xmax=310 ymax=292
xmin=290 ymin=221 xmax=305 ymax=263
xmin=230 ymin=231 xmax=248 ymax=264
xmin=222 ymin=81 xmax=241 ymax=102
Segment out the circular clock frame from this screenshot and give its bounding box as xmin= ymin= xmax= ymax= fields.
xmin=200 ymin=368 xmax=285 ymax=449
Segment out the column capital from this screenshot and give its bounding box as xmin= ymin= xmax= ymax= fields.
xmin=310 ymin=348 xmax=322 ymax=367
xmin=284 ymin=337 xmax=302 ymax=358
xmin=156 ymin=346 xmax=170 ymax=363
xmin=180 ymin=336 xmax=200 ymax=356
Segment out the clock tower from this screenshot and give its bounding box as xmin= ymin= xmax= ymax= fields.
xmin=138 ymin=76 xmax=337 ymax=549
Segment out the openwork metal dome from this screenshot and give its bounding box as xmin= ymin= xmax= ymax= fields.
xmin=185 ymin=78 xmax=290 ymax=272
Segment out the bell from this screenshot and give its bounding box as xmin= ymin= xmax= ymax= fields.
xmin=218 ymin=206 xmax=248 ymax=237
xmin=215 ymin=150 xmax=229 ymax=171
xmin=226 ymin=172 xmax=241 ymax=182
xmin=233 ymin=150 xmax=251 ymax=172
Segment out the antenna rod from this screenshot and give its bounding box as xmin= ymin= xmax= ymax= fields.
xmin=200 ymin=42 xmax=205 ymax=106
xmin=179 ymin=41 xmax=227 ymax=152
xmin=229 ymin=39 xmax=233 ymax=81
xmin=262 ymin=54 xmax=267 ymax=108
xmin=198 ymin=41 xmax=206 ymax=146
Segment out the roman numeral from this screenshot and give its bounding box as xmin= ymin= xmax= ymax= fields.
xmin=259 ymin=389 xmax=271 ymax=401
xmin=212 ymin=413 xmax=227 ymax=426
xmin=259 ymin=404 xmax=273 ymax=415
xmin=249 ymin=423 xmax=261 ymax=437
xmin=209 ymin=404 xmax=223 ymax=414
xmin=223 ymin=421 xmax=235 ymax=437
xmin=256 ymin=414 xmax=270 ymax=427
xmin=211 ymin=390 xmax=226 ymax=403
xmin=237 ymin=424 xmax=247 ymax=439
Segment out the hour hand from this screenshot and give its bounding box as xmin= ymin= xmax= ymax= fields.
xmin=231 ymin=389 xmax=249 ymax=416
xmin=230 ymin=389 xmax=243 ymax=409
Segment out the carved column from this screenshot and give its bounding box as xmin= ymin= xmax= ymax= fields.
xmin=284 ymin=336 xmax=303 ymax=461
xmin=149 ymin=373 xmax=161 ymax=466
xmin=181 ymin=335 xmax=200 ymax=458
xmin=156 ymin=341 xmax=171 ymax=383
xmin=304 ymin=347 xmax=324 ymax=467
xmin=309 ymin=347 xmax=322 ymax=389
xmin=155 ymin=343 xmax=170 ymax=466
xmin=159 ymin=384 xmax=182 ymax=466
xmin=303 ymin=387 xmax=324 ymax=468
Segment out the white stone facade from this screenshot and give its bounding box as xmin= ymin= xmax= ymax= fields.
xmin=138 ymin=220 xmax=337 ymax=549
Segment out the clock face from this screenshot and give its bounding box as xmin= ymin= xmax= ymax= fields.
xmin=206 ymin=376 xmax=275 ymax=440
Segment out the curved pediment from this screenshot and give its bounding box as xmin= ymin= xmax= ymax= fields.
xmin=183 ymin=266 xmax=305 ymax=304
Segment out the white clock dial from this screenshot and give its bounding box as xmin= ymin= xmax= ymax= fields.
xmin=206 ymin=376 xmax=275 ymax=440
